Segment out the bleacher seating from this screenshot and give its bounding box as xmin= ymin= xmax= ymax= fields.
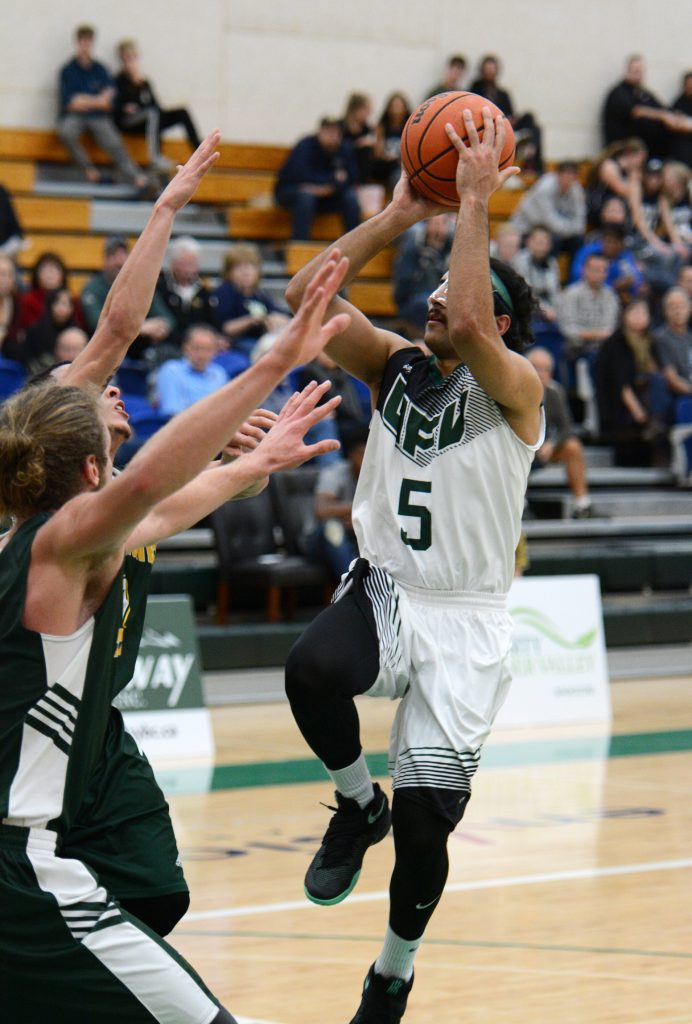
xmin=1 ymin=125 xmax=524 ymax=321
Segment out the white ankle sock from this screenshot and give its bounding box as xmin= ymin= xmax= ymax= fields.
xmin=575 ymin=495 xmax=591 ymax=510
xmin=326 ymin=752 xmax=374 ymax=809
xmin=375 ymin=925 xmax=421 ymax=981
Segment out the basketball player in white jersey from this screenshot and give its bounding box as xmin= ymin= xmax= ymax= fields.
xmin=284 ymin=110 xmax=544 ymax=1022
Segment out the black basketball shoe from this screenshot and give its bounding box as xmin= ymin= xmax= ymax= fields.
xmin=304 ymin=783 xmax=391 ymax=905
xmin=347 ymin=963 xmax=414 ymax=1023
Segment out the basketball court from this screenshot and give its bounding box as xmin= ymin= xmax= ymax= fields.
xmin=160 ymin=671 xmax=692 ymax=1024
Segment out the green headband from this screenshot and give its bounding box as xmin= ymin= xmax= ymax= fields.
xmin=490 ymin=269 xmax=514 ymax=313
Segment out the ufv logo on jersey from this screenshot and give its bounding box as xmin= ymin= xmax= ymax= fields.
xmin=381 ymin=373 xmax=468 ymax=463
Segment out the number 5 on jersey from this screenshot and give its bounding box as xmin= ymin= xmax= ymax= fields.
xmin=398 ymin=478 xmax=432 ymax=551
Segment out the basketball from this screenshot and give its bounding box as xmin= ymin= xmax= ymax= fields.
xmin=401 ymin=91 xmax=516 ymax=206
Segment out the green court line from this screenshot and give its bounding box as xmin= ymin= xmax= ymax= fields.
xmin=211 ymin=728 xmax=692 ymax=792
xmin=176 ymin=927 xmax=692 ymax=962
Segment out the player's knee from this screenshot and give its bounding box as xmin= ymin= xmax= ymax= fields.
xmin=391 ymin=792 xmax=453 ymax=860
xmin=285 ymin=632 xmax=338 ymax=706
xmin=120 ymin=890 xmax=190 ymax=937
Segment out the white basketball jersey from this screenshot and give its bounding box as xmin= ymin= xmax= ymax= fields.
xmin=353 ymin=348 xmax=543 ymax=595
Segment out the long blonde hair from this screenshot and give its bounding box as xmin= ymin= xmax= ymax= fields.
xmin=0 ymin=384 xmax=107 ymax=520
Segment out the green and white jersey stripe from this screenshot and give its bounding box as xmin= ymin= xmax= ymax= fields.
xmin=0 ymin=515 xmax=124 ymax=834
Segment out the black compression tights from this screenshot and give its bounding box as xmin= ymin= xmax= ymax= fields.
xmin=285 ymin=591 xmax=380 ymax=770
xmin=286 ymin=596 xmax=453 ymax=941
xmin=389 ymin=792 xmax=452 ymax=940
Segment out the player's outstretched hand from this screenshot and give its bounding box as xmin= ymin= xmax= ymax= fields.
xmin=390 ymin=164 xmax=451 ymax=221
xmin=269 ymin=251 xmax=351 ymax=370
xmin=156 ymin=129 xmax=221 ymax=212
xmin=445 ymin=109 xmax=519 ymax=202
xmin=250 ymin=380 xmax=341 ymax=473
xmin=222 ymin=408 xmax=278 ymax=461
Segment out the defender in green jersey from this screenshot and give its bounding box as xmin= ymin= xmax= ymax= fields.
xmin=0 ymin=221 xmax=351 ymax=1021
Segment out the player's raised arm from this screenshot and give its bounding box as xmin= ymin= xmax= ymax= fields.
xmin=44 ymin=255 xmax=351 ymax=562
xmin=62 ymin=130 xmax=221 ymax=389
xmin=126 ymin=381 xmax=341 ymax=547
xmin=284 ymin=171 xmax=449 ymax=389
xmin=444 ymin=109 xmax=542 ymax=441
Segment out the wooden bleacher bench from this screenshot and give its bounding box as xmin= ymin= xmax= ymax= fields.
xmin=14 ymin=196 xmax=90 ymax=233
xmin=0 ymin=160 xmax=36 ymax=194
xmin=0 ymin=127 xmax=288 ymax=173
xmin=285 ymin=241 xmax=394 ymax=280
xmin=349 ymin=281 xmax=396 ymax=317
xmin=17 ymin=232 xmax=107 ymax=272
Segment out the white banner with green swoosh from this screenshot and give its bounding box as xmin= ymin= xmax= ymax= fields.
xmin=496 ymin=574 xmax=611 ymax=727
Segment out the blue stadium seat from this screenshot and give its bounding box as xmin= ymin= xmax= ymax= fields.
xmin=0 ymin=358 xmax=26 ymax=401
xmin=130 ymin=410 xmax=170 ymax=441
xmin=115 ymin=359 xmax=149 ymax=396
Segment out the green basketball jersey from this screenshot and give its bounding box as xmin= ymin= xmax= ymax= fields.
xmin=113 ymin=543 xmax=157 ymax=697
xmin=0 ymin=515 xmax=125 ymax=835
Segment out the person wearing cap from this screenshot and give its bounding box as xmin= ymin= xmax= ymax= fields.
xmin=57 ymin=24 xmax=149 ymax=190
xmin=628 ymin=158 xmax=683 ymax=294
xmin=275 ymin=117 xmax=361 ymax=240
xmin=80 ymin=235 xmax=174 ymax=355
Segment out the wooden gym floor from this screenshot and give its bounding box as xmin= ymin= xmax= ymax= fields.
xmin=164 ymin=675 xmax=692 ymax=1024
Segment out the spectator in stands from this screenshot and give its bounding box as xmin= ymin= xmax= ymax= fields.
xmin=470 ymin=55 xmax=544 ymax=174
xmin=393 ymin=214 xmax=454 ymax=334
xmin=598 ymin=195 xmax=629 ymax=230
xmin=425 ymin=54 xmax=468 ymax=98
xmin=155 ymin=324 xmax=227 ymax=417
xmin=559 ymin=252 xmax=620 ymax=432
xmin=560 ymin=253 xmax=620 ymax=358
xmin=340 ymin=93 xmax=376 ymax=184
xmin=371 ymin=93 xmax=412 ymax=190
xmin=673 ymin=71 xmax=692 ymax=119
xmin=528 ymin=347 xmax=593 ymax=518
xmin=22 ymin=287 xmax=82 ymax=375
xmin=0 ymin=186 xmax=23 ymax=258
xmin=297 ymin=349 xmax=370 ymax=444
xmin=114 ymin=40 xmax=202 ymax=171
xmin=214 ymin=243 xmax=290 ymax=366
xmin=513 ymin=226 xmax=562 ymax=323
xmin=490 ymin=222 xmax=522 ymax=264
xmin=510 ymin=161 xmax=586 ymax=258
xmin=275 ymin=117 xmax=360 ymax=241
xmin=57 ymin=24 xmax=148 ymax=189
xmin=601 ymin=55 xmax=692 ymax=161
xmin=659 ymin=162 xmax=692 ymax=259
xmin=678 ymin=264 xmax=692 ymax=321
xmin=0 ymin=254 xmax=22 ymax=360
xmin=596 ymin=298 xmax=670 ymax=466
xmin=627 ymin=158 xmax=683 ymax=295
xmin=586 ymin=138 xmax=647 ymax=229
xmin=670 ymin=71 xmax=692 ymax=167
xmin=18 ymin=251 xmax=76 ymax=333
xmin=571 ymin=224 xmax=646 ymax=300
xmin=157 ymin=235 xmax=219 ymax=348
xmin=654 ymin=287 xmax=692 ymax=396
xmin=80 ymin=234 xmax=174 ymax=357
xmin=53 ymin=325 xmax=88 ymax=364
xmin=305 ymin=424 xmax=369 ymax=581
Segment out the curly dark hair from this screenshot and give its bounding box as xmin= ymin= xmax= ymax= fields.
xmin=490 ymin=257 xmax=539 ymax=353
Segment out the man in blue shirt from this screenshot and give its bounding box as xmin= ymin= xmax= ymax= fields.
xmin=275 ymin=117 xmax=361 ymax=240
xmin=156 ymin=324 xmax=228 ymax=416
xmin=57 ymin=24 xmax=148 ymax=189
xmin=570 ymin=224 xmax=646 ymax=300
